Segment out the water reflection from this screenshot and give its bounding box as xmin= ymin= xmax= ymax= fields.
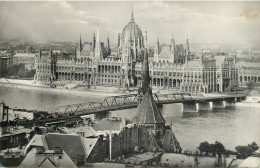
xmin=182 ymin=112 xmax=200 ymax=118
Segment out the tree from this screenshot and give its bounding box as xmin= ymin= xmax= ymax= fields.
xmin=198 ymin=141 xmax=226 ymax=156
xmin=214 ymin=141 xmax=226 ymax=155
xmin=198 ymin=141 xmax=211 ymax=155
xmin=235 ymin=142 xmax=259 ymax=159
xmin=235 ymin=146 xmax=252 ymax=159
xmin=248 ymin=142 xmax=259 ymax=152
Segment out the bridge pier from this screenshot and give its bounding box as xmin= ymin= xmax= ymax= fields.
xmin=197 ymin=102 xmax=213 ymax=111
xmin=182 ymin=102 xmax=198 ymax=113
xmin=236 ymin=97 xmax=243 ymax=102
xmin=212 ymin=100 xmax=226 ymax=109
xmin=225 ymin=97 xmax=237 ymax=106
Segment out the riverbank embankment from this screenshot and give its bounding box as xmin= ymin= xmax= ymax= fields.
xmin=0 ymin=78 xmax=123 ymax=97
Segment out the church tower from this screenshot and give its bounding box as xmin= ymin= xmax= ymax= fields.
xmin=141 ymin=30 xmax=150 ymax=95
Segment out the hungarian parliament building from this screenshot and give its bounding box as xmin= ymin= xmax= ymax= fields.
xmin=34 ymin=10 xmax=238 ymax=94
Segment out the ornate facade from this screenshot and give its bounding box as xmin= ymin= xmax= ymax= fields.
xmin=237 ymin=61 xmax=260 ymax=87
xmin=34 ymin=9 xmax=238 ymax=94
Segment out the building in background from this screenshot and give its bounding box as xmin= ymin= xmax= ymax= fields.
xmin=236 ymin=62 xmax=260 ymax=88
xmin=34 ymin=8 xmax=238 ymax=94
xmin=13 ymin=53 xmax=36 ymax=70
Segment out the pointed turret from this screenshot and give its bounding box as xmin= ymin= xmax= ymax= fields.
xmin=80 ymin=34 xmax=83 ymax=52
xmin=156 ymin=38 xmax=160 ymax=52
xmin=118 ymin=33 xmax=121 ymax=47
xmin=186 ymin=34 xmax=190 ymax=52
xmin=171 ymin=38 xmax=175 ymax=54
xmin=132 ymin=88 xmax=165 ymax=125
xmin=107 ymin=35 xmax=110 ymax=55
xmin=95 ymin=27 xmax=102 ymax=59
xmin=92 ymin=33 xmax=96 ymax=52
xmin=131 ymin=4 xmax=134 ymax=22
xmin=142 ymin=30 xmax=150 ymax=95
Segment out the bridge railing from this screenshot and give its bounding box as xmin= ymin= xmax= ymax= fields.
xmin=53 ymin=92 xmax=246 ymax=115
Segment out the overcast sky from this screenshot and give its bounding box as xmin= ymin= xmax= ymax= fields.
xmin=0 ymin=1 xmax=259 ymax=46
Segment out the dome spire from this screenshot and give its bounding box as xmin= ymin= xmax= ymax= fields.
xmin=131 ymin=4 xmax=134 ymax=22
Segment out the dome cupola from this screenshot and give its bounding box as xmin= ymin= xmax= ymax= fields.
xmin=120 ymin=7 xmax=144 ymax=48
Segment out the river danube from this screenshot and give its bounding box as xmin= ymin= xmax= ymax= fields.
xmin=1 ymin=86 xmax=259 ymax=151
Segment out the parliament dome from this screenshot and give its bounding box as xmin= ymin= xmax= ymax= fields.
xmin=120 ymin=9 xmax=144 ymax=47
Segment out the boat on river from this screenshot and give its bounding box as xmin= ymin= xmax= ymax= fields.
xmin=236 ymin=96 xmax=260 ymax=108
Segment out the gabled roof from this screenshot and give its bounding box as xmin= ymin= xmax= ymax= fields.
xmin=25 ymin=133 xmax=99 ymax=162
xmin=25 ymin=134 xmax=48 ymax=154
xmin=45 ymin=134 xmax=86 ymax=160
xmin=19 ymin=148 xmax=77 ymax=168
xmin=132 ymin=89 xmax=165 ymax=124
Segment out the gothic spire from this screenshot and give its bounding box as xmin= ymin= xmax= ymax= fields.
xmin=107 ymin=34 xmax=110 ymax=49
xmin=92 ymin=33 xmax=96 ymax=52
xmin=142 ymin=30 xmax=150 ymax=95
xmin=80 ymin=34 xmax=83 ymax=52
xmin=171 ymin=37 xmax=175 ymax=54
xmin=107 ymin=34 xmax=110 ymax=55
xmin=145 ymin=29 xmax=147 ymax=48
xmin=131 ymin=4 xmax=134 ymax=22
xmin=95 ymin=27 xmax=102 ymax=58
xmin=186 ymin=33 xmax=190 ymax=52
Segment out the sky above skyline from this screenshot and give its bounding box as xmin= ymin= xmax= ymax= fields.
xmin=0 ymin=1 xmax=260 ymax=47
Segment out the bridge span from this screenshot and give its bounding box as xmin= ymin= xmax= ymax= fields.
xmin=13 ymin=92 xmax=246 ymax=126
xmin=54 ymin=92 xmax=246 ymax=115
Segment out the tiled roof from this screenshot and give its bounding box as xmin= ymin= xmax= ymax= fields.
xmin=25 ymin=133 xmax=99 ymax=162
xmin=25 ymin=135 xmax=47 ymax=154
xmin=19 ymin=148 xmax=77 ymax=168
xmin=132 ymin=89 xmax=165 ymax=124
xmin=45 ymin=134 xmax=86 ymax=160
xmin=93 ymin=118 xmax=125 ymax=132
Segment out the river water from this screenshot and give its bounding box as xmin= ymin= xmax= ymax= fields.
xmin=1 ymin=86 xmax=259 ymax=151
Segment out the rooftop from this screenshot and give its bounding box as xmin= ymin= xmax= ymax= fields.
xmin=13 ymin=53 xmax=36 ymax=58
xmin=132 ymin=89 xmax=165 ymax=124
xmin=59 ymin=126 xmax=97 ymax=137
xmin=93 ymin=117 xmax=126 ymax=132
xmin=19 ymin=147 xmax=77 ymax=168
xmin=25 ymin=133 xmax=99 ymax=162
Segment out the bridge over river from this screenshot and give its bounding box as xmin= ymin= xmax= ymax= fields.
xmin=55 ymin=92 xmax=246 ymax=114
xmin=12 ymin=92 xmax=246 ymax=126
